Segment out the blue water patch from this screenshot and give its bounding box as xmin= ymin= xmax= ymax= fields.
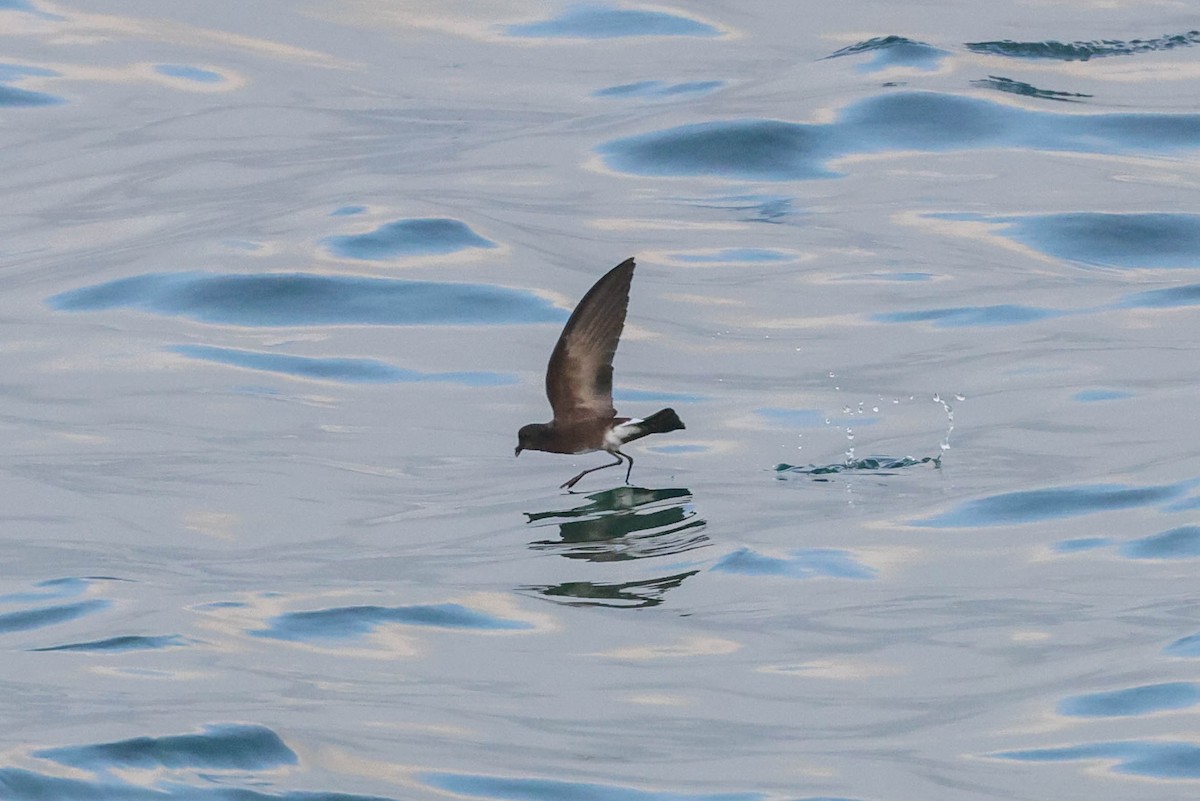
xmin=0 ymin=576 xmax=94 ymax=605
xmin=875 ymin=304 xmax=1062 ymax=327
xmin=0 ymin=0 xmax=61 ymax=18
xmin=825 ymin=35 xmax=949 ymax=71
xmin=0 ymin=768 xmax=399 ymax=801
xmin=756 ymin=408 xmax=826 ymax=427
xmin=32 ymin=634 xmax=190 ymax=653
xmin=49 ymin=272 xmax=566 ymax=327
xmin=601 ymin=118 xmax=840 ymax=180
xmin=599 ymin=91 xmax=1200 ymax=181
xmin=330 ymin=205 xmax=366 ymax=216
xmin=172 ymin=345 xmax=515 ymax=386
xmin=0 ymin=62 xmax=65 ymax=107
xmin=1121 ymin=526 xmax=1200 ymax=559
xmin=977 ymin=213 xmax=1200 ymax=269
xmin=594 ymin=79 xmax=723 ymax=99
xmin=614 ymin=388 xmax=707 ymax=404
xmin=0 ymin=85 xmax=63 ymax=107
xmin=194 ymin=600 xmax=247 ymax=610
xmin=1051 ymin=537 xmax=1112 ymax=553
xmin=993 ymin=739 xmax=1200 ymax=779
xmin=1059 ymin=682 xmax=1200 ymax=717
xmin=1165 ymin=633 xmax=1200 ymax=657
xmin=0 ymin=600 xmax=110 ymax=635
xmin=671 ymin=248 xmax=795 ymax=263
xmin=1121 ymin=283 xmax=1200 ymax=310
xmin=971 ymin=76 xmax=1091 ymax=103
xmin=916 ymin=482 xmax=1184 ymax=528
xmin=154 ymin=64 xmax=224 ymax=83
xmin=966 ymin=30 xmax=1200 ymax=61
xmin=1074 ymin=389 xmax=1131 ymax=402
xmin=36 ymin=723 xmax=297 ymax=771
xmin=323 ymin=218 xmax=495 ymax=260
xmin=0 ymin=63 xmax=58 ymax=82
xmin=713 ymin=548 xmax=876 ymax=580
xmin=504 ymin=5 xmax=719 ymax=39
xmin=253 ymin=603 xmax=533 ymax=642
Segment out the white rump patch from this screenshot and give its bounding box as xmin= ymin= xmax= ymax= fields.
xmin=605 ymin=418 xmax=645 ymax=449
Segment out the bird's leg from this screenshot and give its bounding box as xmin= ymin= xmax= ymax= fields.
xmin=560 ymin=453 xmax=625 ymax=490
xmin=618 ymin=450 xmax=634 ymax=484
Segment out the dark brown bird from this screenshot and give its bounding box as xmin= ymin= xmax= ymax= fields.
xmin=515 ymin=257 xmax=685 ymax=489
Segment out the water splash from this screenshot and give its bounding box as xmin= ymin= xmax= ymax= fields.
xmin=776 ymin=455 xmax=941 ymax=475
xmin=933 ymin=392 xmax=961 ymax=453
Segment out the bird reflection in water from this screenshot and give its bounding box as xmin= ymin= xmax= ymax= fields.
xmin=520 ymin=486 xmax=706 ymax=608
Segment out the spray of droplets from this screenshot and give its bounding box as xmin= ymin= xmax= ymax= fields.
xmin=933 ymin=392 xmax=965 ymax=452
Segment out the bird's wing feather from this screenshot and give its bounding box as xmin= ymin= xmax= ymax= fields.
xmin=546 ymin=258 xmax=634 ymax=423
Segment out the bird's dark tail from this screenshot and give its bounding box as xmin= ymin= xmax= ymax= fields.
xmin=642 ymin=408 xmax=685 ymax=434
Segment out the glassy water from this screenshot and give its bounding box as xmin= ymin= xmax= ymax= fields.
xmin=3 ymin=2 xmax=1200 ymax=799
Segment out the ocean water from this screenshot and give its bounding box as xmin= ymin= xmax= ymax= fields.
xmin=3 ymin=2 xmax=1200 ymax=799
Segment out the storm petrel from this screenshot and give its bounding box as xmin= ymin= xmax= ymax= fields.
xmin=515 ymin=257 xmax=685 ymax=489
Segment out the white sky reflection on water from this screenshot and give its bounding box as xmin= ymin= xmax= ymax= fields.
xmin=2 ymin=1 xmax=1200 ymax=800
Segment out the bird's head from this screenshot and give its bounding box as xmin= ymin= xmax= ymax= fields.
xmin=515 ymin=423 xmax=551 ymax=456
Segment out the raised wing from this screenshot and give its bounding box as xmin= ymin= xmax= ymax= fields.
xmin=545 ymin=257 xmax=635 ymax=423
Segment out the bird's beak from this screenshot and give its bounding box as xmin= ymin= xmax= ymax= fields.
xmin=514 ymin=446 xmax=523 ymax=457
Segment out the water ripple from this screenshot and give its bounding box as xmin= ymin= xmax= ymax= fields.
xmin=966 ymin=30 xmax=1200 ymax=60
xmin=959 ymin=212 xmax=1200 ymax=270
xmin=252 ymin=603 xmax=534 ymax=642
xmin=0 ymin=600 xmax=110 ymax=635
xmin=0 ymin=576 xmax=95 ymax=605
xmin=1059 ymin=682 xmax=1200 ymax=717
xmin=1165 ymin=633 xmax=1200 ymax=657
xmin=0 ymin=62 xmax=63 ymax=107
xmin=32 ymin=634 xmax=191 ymax=652
xmin=993 ymin=740 xmax=1200 ymax=779
xmin=1073 ymin=389 xmax=1131 ymax=402
xmin=36 ymin=723 xmax=297 ymax=771
xmin=172 ymin=344 xmax=515 ymax=386
xmin=322 ymin=217 xmax=495 ymax=260
xmin=422 ymin=771 xmax=838 ymax=800
xmin=49 ymin=272 xmax=565 ymax=327
xmin=971 ymin=76 xmax=1091 ymax=103
xmin=712 ymin=548 xmax=877 ymax=580
xmin=594 ymin=80 xmax=723 ymax=99
xmin=874 ymin=304 xmax=1063 ymax=327
xmin=599 ymin=92 xmax=1200 ymax=181
xmin=154 ymin=64 xmax=224 ymax=84
xmin=1121 ymin=526 xmax=1200 ymax=559
xmin=504 ymin=5 xmax=720 ymax=39
xmin=825 ymin=35 xmax=949 ymax=71
xmin=916 ymin=481 xmax=1186 ymax=527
